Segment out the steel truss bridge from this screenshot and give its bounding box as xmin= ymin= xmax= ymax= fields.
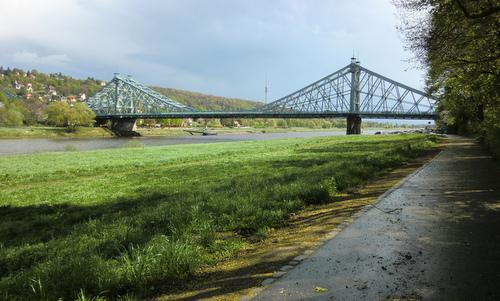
xmin=86 ymin=59 xmax=437 ymax=134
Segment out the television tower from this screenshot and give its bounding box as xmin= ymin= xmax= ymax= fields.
xmin=264 ymin=74 xmax=268 ymax=104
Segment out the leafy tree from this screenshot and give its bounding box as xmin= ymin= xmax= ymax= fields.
xmin=0 ymin=94 xmax=25 ymax=126
xmin=46 ymin=101 xmax=70 ymax=127
xmin=23 ymin=98 xmax=47 ymax=125
xmin=159 ymin=118 xmax=183 ymax=127
xmin=67 ymin=102 xmax=95 ymax=129
xmin=47 ymin=102 xmax=95 ymax=129
xmin=395 ymin=0 xmax=499 ymax=155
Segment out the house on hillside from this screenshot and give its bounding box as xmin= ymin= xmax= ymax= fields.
xmin=12 ymin=80 xmax=22 ymax=90
xmin=78 ymin=93 xmax=86 ymax=101
xmin=47 ymin=85 xmax=57 ymax=96
xmin=66 ymin=95 xmax=77 ymax=103
xmin=26 ymin=71 xmax=36 ymax=79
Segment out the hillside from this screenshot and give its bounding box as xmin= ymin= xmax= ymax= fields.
xmin=0 ymin=67 xmax=103 ymax=103
xmin=0 ymin=67 xmax=262 ymax=112
xmin=152 ymin=87 xmax=262 ymax=111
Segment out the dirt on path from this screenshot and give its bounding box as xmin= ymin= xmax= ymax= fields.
xmin=253 ymin=136 xmax=500 ymax=300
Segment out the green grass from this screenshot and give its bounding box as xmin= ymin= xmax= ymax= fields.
xmin=0 ymin=126 xmax=113 ymax=139
xmin=0 ymin=134 xmax=438 ymax=300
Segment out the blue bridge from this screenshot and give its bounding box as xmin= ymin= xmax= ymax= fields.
xmin=86 ymin=58 xmax=437 ymax=134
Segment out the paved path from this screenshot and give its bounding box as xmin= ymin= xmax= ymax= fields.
xmin=253 ymin=137 xmax=500 ymax=300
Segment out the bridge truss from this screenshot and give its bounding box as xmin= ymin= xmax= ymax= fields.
xmin=87 ymin=60 xmax=437 ymax=121
xmin=261 ymin=60 xmax=436 ymax=119
xmin=86 ymin=74 xmax=195 ymax=115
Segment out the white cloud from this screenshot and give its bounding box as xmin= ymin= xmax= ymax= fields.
xmin=0 ymin=0 xmax=426 ymax=100
xmin=12 ymin=51 xmax=70 ymax=66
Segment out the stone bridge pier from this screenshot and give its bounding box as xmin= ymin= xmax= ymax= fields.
xmin=111 ymin=119 xmax=137 ymax=132
xmin=346 ymin=115 xmax=361 ymax=135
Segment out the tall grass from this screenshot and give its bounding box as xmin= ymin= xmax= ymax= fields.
xmin=0 ymin=134 xmax=438 ymax=300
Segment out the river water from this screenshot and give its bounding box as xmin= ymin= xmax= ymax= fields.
xmin=0 ymin=129 xmax=378 ymax=156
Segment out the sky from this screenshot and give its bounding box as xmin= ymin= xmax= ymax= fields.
xmin=0 ymin=0 xmax=427 ymax=103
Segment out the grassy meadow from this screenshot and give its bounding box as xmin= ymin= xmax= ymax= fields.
xmin=0 ymin=126 xmax=113 ymax=139
xmin=0 ymin=134 xmax=438 ymax=300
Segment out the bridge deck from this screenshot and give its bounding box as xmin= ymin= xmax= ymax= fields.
xmin=95 ymin=111 xmax=436 ymax=120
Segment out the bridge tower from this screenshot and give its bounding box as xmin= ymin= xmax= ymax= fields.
xmin=347 ymin=57 xmax=361 ymax=135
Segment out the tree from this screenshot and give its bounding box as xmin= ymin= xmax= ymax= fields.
xmin=67 ymin=102 xmax=95 ymax=130
xmin=47 ymin=102 xmax=95 ymax=129
xmin=46 ymin=101 xmax=70 ymax=127
xmin=0 ymin=94 xmax=25 ymax=126
xmin=395 ymin=0 xmax=500 ymax=154
xmin=23 ymin=98 xmax=47 ymax=125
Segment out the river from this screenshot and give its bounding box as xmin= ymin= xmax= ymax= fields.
xmin=0 ymin=129 xmax=379 ymax=156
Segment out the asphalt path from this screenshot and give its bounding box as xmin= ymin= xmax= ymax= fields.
xmin=253 ymin=136 xmax=500 ymax=300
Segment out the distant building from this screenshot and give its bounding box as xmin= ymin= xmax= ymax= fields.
xmin=12 ymin=80 xmax=22 ymax=90
xmin=99 ymin=81 xmax=106 ymax=86
xmin=78 ymin=93 xmax=86 ymax=101
xmin=66 ymin=95 xmax=77 ymax=103
xmin=182 ymin=118 xmax=194 ymax=127
xmin=48 ymin=85 xmax=57 ymax=96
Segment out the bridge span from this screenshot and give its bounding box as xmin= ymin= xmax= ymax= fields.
xmin=86 ymin=58 xmax=438 ymax=134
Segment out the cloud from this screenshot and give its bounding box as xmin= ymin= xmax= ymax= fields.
xmin=0 ymin=0 xmax=426 ymax=100
xmin=12 ymin=51 xmax=70 ymax=67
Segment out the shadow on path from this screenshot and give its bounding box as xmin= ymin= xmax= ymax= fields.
xmin=254 ymin=136 xmax=500 ymax=300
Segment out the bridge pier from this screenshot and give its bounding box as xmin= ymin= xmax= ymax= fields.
xmin=112 ymin=119 xmax=137 ymax=131
xmin=346 ymin=115 xmax=361 ymax=135
xmin=110 ymin=119 xmax=139 ymax=136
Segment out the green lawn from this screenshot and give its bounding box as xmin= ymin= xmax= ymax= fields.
xmin=0 ymin=134 xmax=438 ymax=300
xmin=0 ymin=126 xmax=113 ymax=139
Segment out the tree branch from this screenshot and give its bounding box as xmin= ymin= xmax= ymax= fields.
xmin=453 ymin=0 xmax=500 ymax=19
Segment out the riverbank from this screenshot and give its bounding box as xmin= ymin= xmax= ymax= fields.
xmin=0 ymin=126 xmax=390 ymax=139
xmin=0 ymin=134 xmax=439 ymax=300
xmin=0 ymin=130 xmax=363 ymax=156
xmin=136 ymin=126 xmax=347 ymax=137
xmin=0 ymin=126 xmax=113 ymax=138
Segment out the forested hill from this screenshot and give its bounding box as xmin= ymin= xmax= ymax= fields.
xmin=0 ymin=67 xmax=263 ymax=112
xmin=152 ymin=87 xmax=262 ymax=111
